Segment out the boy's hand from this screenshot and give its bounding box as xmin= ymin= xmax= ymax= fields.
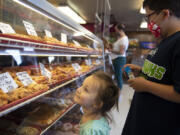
xmin=128 ymin=77 xmax=148 ymax=92
xmin=123 ymin=64 xmax=142 ymax=77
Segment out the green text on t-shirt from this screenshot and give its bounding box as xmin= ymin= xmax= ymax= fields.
xmin=142 ymin=59 xmax=166 ymax=80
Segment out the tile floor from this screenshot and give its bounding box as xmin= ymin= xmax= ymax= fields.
xmin=109 ymin=84 xmax=134 ymax=135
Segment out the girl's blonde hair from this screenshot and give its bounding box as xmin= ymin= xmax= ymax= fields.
xmin=92 ymin=71 xmax=119 ymax=121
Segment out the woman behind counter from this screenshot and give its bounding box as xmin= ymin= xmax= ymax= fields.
xmin=109 ymin=24 xmax=129 ymax=90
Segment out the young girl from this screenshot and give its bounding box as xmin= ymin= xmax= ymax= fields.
xmin=74 ymin=71 xmax=119 ymax=135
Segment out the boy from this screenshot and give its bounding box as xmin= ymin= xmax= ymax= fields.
xmin=122 ymin=0 xmax=180 ymax=135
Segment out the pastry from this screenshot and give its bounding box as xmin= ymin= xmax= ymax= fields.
xmin=17 ymin=126 xmax=40 ymax=135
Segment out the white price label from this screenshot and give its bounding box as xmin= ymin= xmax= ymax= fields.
xmin=0 ymin=22 xmax=15 ymax=34
xmin=45 ymin=29 xmax=52 ymax=38
xmin=23 ymin=20 xmax=37 ymax=36
xmin=61 ymin=33 xmax=67 ymax=43
xmin=96 ymin=60 xmax=101 ymax=64
xmin=89 ymin=59 xmax=92 ymax=65
xmin=73 ymin=40 xmax=81 ymax=47
xmin=85 ymin=60 xmax=89 ymax=66
xmin=0 ymin=72 xmax=18 ymax=93
xmin=72 ymin=64 xmax=79 ymax=72
xmin=87 ymin=45 xmax=91 ymax=48
xmin=75 ymin=63 xmax=82 ymax=70
xmin=85 ymin=59 xmax=92 ymax=66
xmin=39 ymin=63 xmax=45 ymax=75
xmin=93 ymin=42 xmax=98 ymax=49
xmin=16 ymin=71 xmax=33 ymax=86
xmin=39 ymin=63 xmax=52 ymax=79
xmin=44 ymin=68 xmax=52 ymax=79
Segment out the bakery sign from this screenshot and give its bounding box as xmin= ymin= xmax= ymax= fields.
xmin=16 ymin=71 xmax=34 ymax=86
xmin=23 ymin=20 xmax=37 ymax=36
xmin=0 ymin=22 xmax=16 ymax=34
xmin=0 ymin=72 xmax=18 ymax=93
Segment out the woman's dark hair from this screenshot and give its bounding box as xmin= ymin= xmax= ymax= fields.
xmin=92 ymin=71 xmax=119 ymax=122
xmin=143 ymin=0 xmax=180 ymax=18
xmin=116 ymin=23 xmax=126 ymax=31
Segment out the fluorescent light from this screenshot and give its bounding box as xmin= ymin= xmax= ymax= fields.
xmin=57 ymin=6 xmax=86 ymax=24
xmin=140 ymin=6 xmax=146 ymax=14
xmin=140 ymin=20 xmax=148 ymax=28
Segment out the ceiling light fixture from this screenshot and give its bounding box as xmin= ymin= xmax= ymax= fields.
xmin=57 ymin=6 xmax=86 ymax=24
xmin=140 ymin=20 xmax=147 ymax=28
xmin=140 ymin=6 xmax=146 ymax=14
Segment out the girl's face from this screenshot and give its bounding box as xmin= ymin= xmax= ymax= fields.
xmin=74 ymin=76 xmax=101 ymax=110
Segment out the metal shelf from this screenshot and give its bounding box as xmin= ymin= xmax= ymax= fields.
xmin=40 ymin=104 xmax=77 ymax=135
xmin=0 ymin=66 xmax=103 ymax=117
xmin=0 ymin=36 xmax=100 ymax=56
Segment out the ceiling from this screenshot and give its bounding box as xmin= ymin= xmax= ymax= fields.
xmin=47 ymin=0 xmax=147 ymax=31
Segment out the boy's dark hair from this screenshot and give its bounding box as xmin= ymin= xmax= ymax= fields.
xmin=92 ymin=71 xmax=119 ymax=122
xmin=143 ymin=0 xmax=180 ymax=18
xmin=116 ymin=23 xmax=126 ymax=31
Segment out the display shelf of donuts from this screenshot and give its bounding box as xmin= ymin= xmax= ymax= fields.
xmin=44 ymin=105 xmax=82 ymax=135
xmin=39 ymin=104 xmax=77 ymax=135
xmin=0 ymin=34 xmax=100 ymax=55
xmin=0 ymin=81 xmax=80 ymax=135
xmin=0 ymin=63 xmax=103 ymax=118
xmin=0 ymin=1 xmax=104 ymax=135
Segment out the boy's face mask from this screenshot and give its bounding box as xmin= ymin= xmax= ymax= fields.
xmin=148 ymin=21 xmax=161 ymax=38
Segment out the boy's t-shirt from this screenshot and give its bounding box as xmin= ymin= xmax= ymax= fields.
xmin=80 ymin=117 xmax=110 ymax=135
xmin=122 ymin=31 xmax=180 ymax=135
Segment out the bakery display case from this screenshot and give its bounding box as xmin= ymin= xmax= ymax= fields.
xmin=0 ymin=0 xmax=104 ymax=134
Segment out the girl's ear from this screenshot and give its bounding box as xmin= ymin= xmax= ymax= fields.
xmin=94 ymin=101 xmax=103 ymax=110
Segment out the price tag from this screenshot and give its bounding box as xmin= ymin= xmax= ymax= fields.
xmin=88 ymin=59 xmax=92 ymax=65
xmin=85 ymin=60 xmax=89 ymax=66
xmin=23 ymin=20 xmax=37 ymax=36
xmin=72 ymin=64 xmax=79 ymax=72
xmin=73 ymin=40 xmax=81 ymax=47
xmin=96 ymin=59 xmax=101 ymax=65
xmin=0 ymin=72 xmax=18 ymax=93
xmin=39 ymin=63 xmax=52 ymax=79
xmin=16 ymin=71 xmax=33 ymax=86
xmin=39 ymin=63 xmax=45 ymax=75
xmin=0 ymin=22 xmax=15 ymax=34
xmin=44 ymin=68 xmax=52 ymax=79
xmin=85 ymin=59 xmax=92 ymax=66
xmin=87 ymin=45 xmax=91 ymax=48
xmin=93 ymin=42 xmax=98 ymax=49
xmin=75 ymin=63 xmax=82 ymax=70
xmin=61 ymin=33 xmax=67 ymax=43
xmin=45 ymin=29 xmax=52 ymax=38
